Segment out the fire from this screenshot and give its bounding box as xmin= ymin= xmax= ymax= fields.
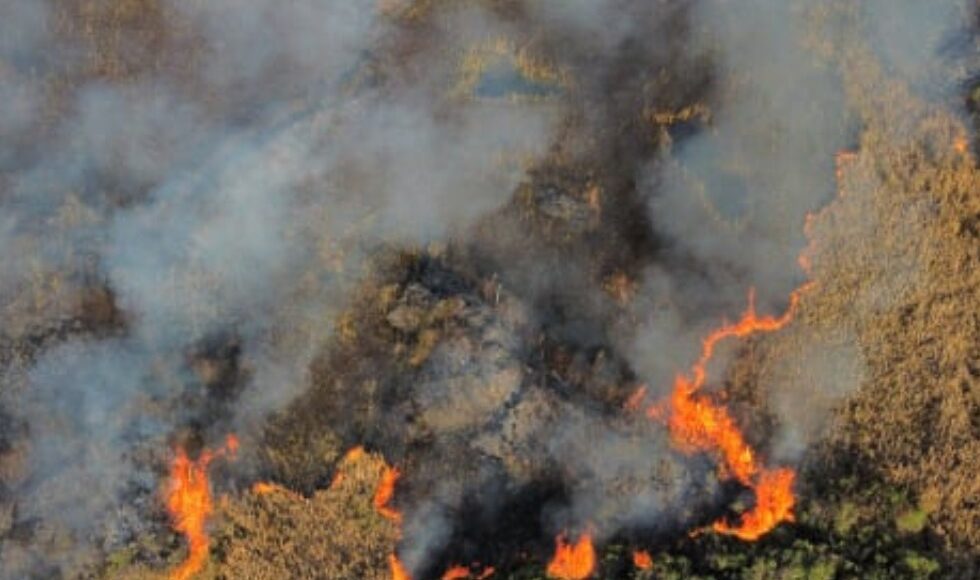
xmin=713 ymin=468 xmax=796 ymax=541
xmin=546 ymin=532 xmax=596 ymax=580
xmin=650 ymin=288 xmax=803 ymax=539
xmin=644 ymin=152 xmax=839 ymax=540
xmin=165 ymin=435 xmax=237 ymax=580
xmin=390 ymin=553 xmax=412 ymax=580
xmin=632 ymin=550 xmax=653 ymax=570
xmin=252 ymin=481 xmax=303 ymax=501
xmin=442 ymin=565 xmax=495 ymax=579
xmin=953 ymin=135 xmax=968 ymax=155
xmin=371 ymin=457 xmax=410 ymax=580
xmin=252 ymin=482 xmax=279 ymax=495
xmin=374 ymin=465 xmax=403 ymax=523
xmin=329 ymin=446 xmax=367 ymax=489
xmin=442 ymin=566 xmax=471 ymax=580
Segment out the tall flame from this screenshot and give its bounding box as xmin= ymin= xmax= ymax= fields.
xmin=546 ymin=532 xmax=596 ymax=580
xmin=165 ymin=435 xmax=238 ymax=580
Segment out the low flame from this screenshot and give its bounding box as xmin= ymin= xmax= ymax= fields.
xmin=371 ymin=456 xmax=410 ymax=580
xmin=165 ymin=435 xmax=237 ymax=580
xmin=632 ymin=550 xmax=653 ymax=570
xmin=546 ymin=532 xmax=596 ymax=579
xmin=442 ymin=566 xmax=471 ymax=580
xmin=390 ymin=553 xmax=412 ymax=580
xmin=252 ymin=481 xmax=303 ymax=501
xmin=330 ymin=446 xmax=367 ymax=489
xmin=374 ymin=465 xmax=403 ymax=524
xmin=441 ymin=565 xmax=495 ymax=579
xmin=713 ymin=467 xmax=796 ymax=541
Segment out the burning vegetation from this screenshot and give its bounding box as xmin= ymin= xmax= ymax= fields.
xmin=0 ymin=1 xmax=978 ymax=579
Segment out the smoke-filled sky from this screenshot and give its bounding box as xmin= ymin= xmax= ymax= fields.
xmin=0 ymin=0 xmax=974 ymax=578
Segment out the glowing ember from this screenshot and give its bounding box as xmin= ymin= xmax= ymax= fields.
xmin=252 ymin=481 xmax=302 ymax=501
xmin=547 ymin=532 xmax=595 ymax=579
xmin=252 ymin=482 xmax=279 ymax=495
xmin=390 ymin=553 xmax=412 ymax=580
xmin=374 ymin=465 xmax=403 ymax=523
xmin=165 ymin=435 xmax=237 ymax=580
xmin=632 ymin=550 xmax=653 ymax=570
xmin=954 ymin=136 xmax=968 ymax=154
xmin=442 ymin=565 xmax=495 ymax=579
xmin=442 ymin=566 xmax=471 ymax=580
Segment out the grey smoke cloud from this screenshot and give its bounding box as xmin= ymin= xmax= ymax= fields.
xmin=0 ymin=0 xmax=974 ymax=577
xmin=0 ymin=1 xmax=559 ymax=575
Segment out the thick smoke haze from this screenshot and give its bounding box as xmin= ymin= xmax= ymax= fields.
xmin=0 ymin=0 xmax=974 ymax=578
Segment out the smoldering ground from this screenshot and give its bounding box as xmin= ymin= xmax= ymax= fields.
xmin=0 ymin=0 xmax=975 ymax=578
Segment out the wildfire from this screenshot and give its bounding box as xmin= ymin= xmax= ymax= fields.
xmin=330 ymin=446 xmax=367 ymax=489
xmin=390 ymin=553 xmax=412 ymax=580
xmin=713 ymin=468 xmax=796 ymax=541
xmin=374 ymin=465 xmax=403 ymax=524
xmin=442 ymin=566 xmax=471 ymax=580
xmin=953 ymin=135 xmax=968 ymax=155
xmin=632 ymin=550 xmax=653 ymax=570
xmin=442 ymin=565 xmax=495 ymax=579
xmin=643 ymin=147 xmax=847 ymax=541
xmin=252 ymin=481 xmax=303 ymax=501
xmin=165 ymin=435 xmax=238 ymax=580
xmin=546 ymin=532 xmax=596 ymax=580
xmin=371 ymin=456 xmax=410 ymax=580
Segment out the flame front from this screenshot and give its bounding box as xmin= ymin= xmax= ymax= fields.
xmin=546 ymin=532 xmax=595 ymax=579
xmin=165 ymin=435 xmax=237 ymax=580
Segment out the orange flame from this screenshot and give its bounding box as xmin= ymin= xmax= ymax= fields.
xmin=713 ymin=468 xmax=796 ymax=541
xmin=390 ymin=553 xmax=412 ymax=580
xmin=954 ymin=136 xmax=969 ymax=155
xmin=374 ymin=465 xmax=403 ymax=524
xmin=252 ymin=481 xmax=303 ymax=501
xmin=651 ymin=290 xmax=801 ymax=539
xmin=442 ymin=566 xmax=471 ymax=580
xmin=632 ymin=550 xmax=653 ymax=570
xmin=546 ymin=532 xmax=596 ymax=579
xmin=165 ymin=435 xmax=237 ymax=580
xmin=371 ymin=457 xmax=411 ymax=580
xmin=330 ymin=446 xmax=368 ymax=489
xmin=442 ymin=565 xmax=495 ymax=579
xmin=643 ymin=154 xmax=838 ymax=541
xmin=252 ymin=482 xmax=279 ymax=495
